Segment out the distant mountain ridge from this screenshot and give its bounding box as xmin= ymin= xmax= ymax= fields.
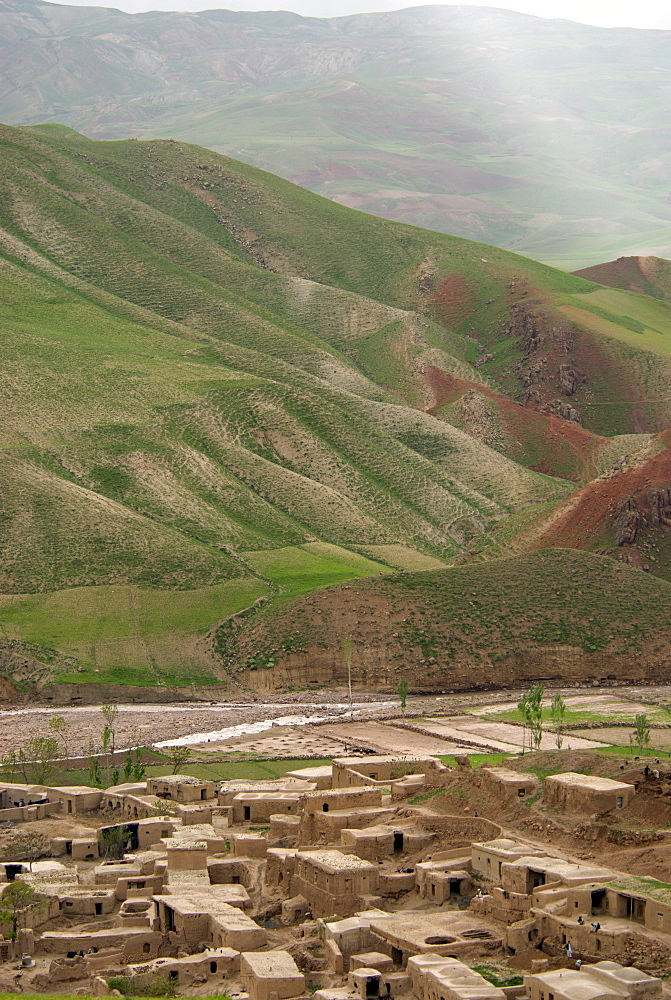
xmin=2 ymin=2 xmax=671 ymax=267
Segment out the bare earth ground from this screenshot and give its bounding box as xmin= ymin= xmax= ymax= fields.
xmin=572 ymin=726 xmax=671 ymax=749
xmin=316 ymin=721 xmax=473 ymax=756
xmin=0 ymin=700 xmax=387 ymax=758
xmin=424 ymin=717 xmax=607 ymax=751
xmin=1 ymin=685 xmax=670 ymax=761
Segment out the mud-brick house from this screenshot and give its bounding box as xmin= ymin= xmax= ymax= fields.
xmin=47 ymin=785 xmax=102 ymax=815
xmin=155 ymin=890 xmax=266 ymax=951
xmin=126 ymin=948 xmax=239 ymax=990
xmin=543 ymin=773 xmax=635 ymax=813
xmin=240 ymin=950 xmax=305 ymax=1000
xmin=293 ymin=849 xmax=379 ymax=918
xmin=369 ymin=911 xmax=502 ymax=965
xmin=331 ymin=755 xmax=446 ymax=789
xmin=299 ymin=787 xmax=393 ymax=843
xmin=479 ymin=767 xmax=539 ymax=803
xmin=98 ymin=817 xmax=179 ymax=854
xmin=0 ymin=782 xmax=48 ymax=815
xmin=415 ymin=856 xmax=473 ymax=903
xmin=513 ymin=874 xmax=671 ymax=959
xmin=51 ymin=832 xmax=99 ymax=861
xmin=471 ymin=838 xmax=550 ymax=880
xmin=501 ymin=857 xmax=616 ymax=895
xmin=230 ymin=790 xmax=302 ymax=824
xmin=524 ymin=961 xmax=662 ymax=1000
xmin=603 ymin=876 xmax=671 ymax=932
xmin=340 ymin=822 xmax=435 ymax=863
xmin=408 ymin=955 xmax=506 ymax=1000
xmin=147 ymin=775 xmax=215 ymax=803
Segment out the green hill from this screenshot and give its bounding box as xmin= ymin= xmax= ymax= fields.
xmin=224 ymin=549 xmax=671 ymax=693
xmin=1 ymin=123 xmax=671 ymax=692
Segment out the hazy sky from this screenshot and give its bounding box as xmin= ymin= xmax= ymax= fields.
xmin=59 ymin=0 xmax=671 ymax=28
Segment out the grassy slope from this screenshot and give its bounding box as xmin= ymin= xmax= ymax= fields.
xmin=0 ymin=124 xmax=561 ymax=684
xmin=1 ymin=124 xmax=671 ymax=686
xmin=231 ymin=549 xmax=671 ymax=682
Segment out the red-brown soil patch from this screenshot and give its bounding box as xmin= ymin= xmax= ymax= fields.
xmin=431 ymin=271 xmax=477 ymax=327
xmin=533 ymin=431 xmax=671 ymax=551
xmin=574 ymin=256 xmax=671 ymax=302
xmin=425 ymin=366 xmax=602 ymax=481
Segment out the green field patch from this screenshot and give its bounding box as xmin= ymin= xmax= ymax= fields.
xmin=479 ymin=704 xmax=671 ymax=727
xmin=43 ymin=756 xmax=336 ymax=786
xmin=243 ymin=543 xmax=390 ymax=601
xmin=562 ymin=288 xmax=671 ymax=358
xmin=358 ymin=544 xmax=449 ymax=572
xmin=0 ymin=578 xmax=269 ymax=646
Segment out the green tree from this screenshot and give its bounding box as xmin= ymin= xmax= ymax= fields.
xmin=49 ymin=715 xmax=69 ymax=759
xmin=23 ymin=737 xmax=60 ymax=785
xmin=519 ymin=683 xmax=544 ymax=752
xmin=100 ymin=704 xmax=119 ymax=753
xmin=123 ymin=751 xmax=134 ymax=782
xmin=100 ymin=825 xmax=132 ymax=860
xmin=132 ymin=747 xmax=146 ymax=781
xmin=165 ymin=746 xmax=192 ymax=775
xmin=88 ymin=740 xmax=103 ymax=787
xmin=550 ymin=692 xmax=566 ymax=750
xmin=0 ymin=881 xmax=37 ymax=939
xmin=101 ymin=724 xmax=114 ymax=780
xmin=631 ymin=713 xmax=651 ymax=751
xmin=0 ymin=749 xmax=20 ymax=783
xmin=397 ymin=680 xmax=409 ymax=716
xmin=0 ymin=831 xmax=50 ymax=871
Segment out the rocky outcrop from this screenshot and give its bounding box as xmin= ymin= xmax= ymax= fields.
xmin=504 ymin=294 xmax=586 ymax=423
xmin=613 ymin=488 xmax=671 ymax=546
xmin=551 ymin=400 xmax=581 ymax=422
xmin=558 ymin=363 xmax=580 ymax=396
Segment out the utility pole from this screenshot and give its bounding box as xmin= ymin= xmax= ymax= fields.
xmin=342 ymin=638 xmax=354 ymax=720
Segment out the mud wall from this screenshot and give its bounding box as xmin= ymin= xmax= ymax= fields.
xmin=37 ymin=681 xmax=234 ymax=706
xmin=239 ymin=642 xmax=671 ymax=694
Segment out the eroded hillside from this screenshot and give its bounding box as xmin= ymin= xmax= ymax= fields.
xmin=1 ymin=125 xmax=671 ymax=692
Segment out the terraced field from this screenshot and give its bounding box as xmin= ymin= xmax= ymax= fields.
xmin=1 ymin=124 xmax=671 ymax=691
